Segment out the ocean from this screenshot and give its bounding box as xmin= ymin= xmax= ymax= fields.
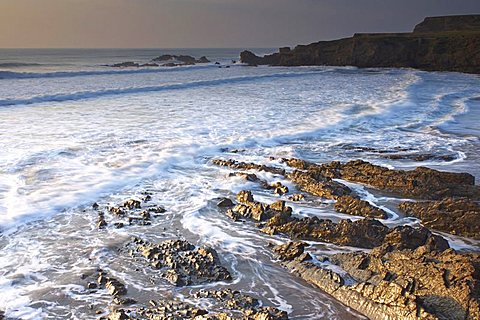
xmin=0 ymin=48 xmax=479 ymax=319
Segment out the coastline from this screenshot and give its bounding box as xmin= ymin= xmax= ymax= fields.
xmin=240 ymin=15 xmax=480 ymax=74
xmin=1 ymin=48 xmax=480 ymax=319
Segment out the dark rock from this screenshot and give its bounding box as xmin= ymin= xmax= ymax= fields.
xmin=414 ymin=15 xmax=480 ymax=33
xmin=127 ymin=238 xmax=232 ymax=286
xmin=140 ymin=63 xmax=159 ymax=67
xmin=240 ymin=15 xmax=480 ymax=74
xmin=212 ymin=158 xmax=285 ymax=175
xmin=334 ymin=195 xmax=388 ymax=219
xmin=87 ymin=282 xmax=97 ymax=289
xmin=152 ymin=54 xmax=176 ymax=61
xmin=92 ymin=202 xmax=99 ymax=210
xmin=217 ymin=198 xmax=235 ymax=208
xmin=97 ymin=213 xmax=107 ymax=229
xmin=228 ymin=172 xmax=259 ymax=182
xmin=399 ymin=197 xmax=480 ymax=239
xmin=111 ymin=61 xmax=139 ymax=68
xmin=196 ymin=56 xmax=210 ymax=63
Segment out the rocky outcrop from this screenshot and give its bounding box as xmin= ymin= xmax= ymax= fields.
xmin=399 ymin=198 xmax=480 ymax=239
xmin=286 ymin=169 xmax=351 ymax=199
xmin=212 ymin=158 xmax=286 ymax=176
xmin=127 ymin=237 xmax=231 ymax=286
xmin=105 ymin=289 xmax=288 ymax=320
xmin=414 ymin=15 xmax=480 ymax=33
xmin=152 ymin=54 xmax=210 ymax=64
xmin=273 ymin=242 xmax=480 ymax=320
xmin=240 ymin=15 xmax=480 ymax=74
xmin=286 ymin=158 xmax=479 ymax=200
xmin=334 ymin=195 xmax=388 ymax=219
xmin=264 ymin=216 xmax=448 ymax=251
xmin=111 ymin=61 xmax=140 ymax=68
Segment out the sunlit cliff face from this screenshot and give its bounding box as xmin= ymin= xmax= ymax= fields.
xmin=1 ymin=0 xmax=480 ymax=48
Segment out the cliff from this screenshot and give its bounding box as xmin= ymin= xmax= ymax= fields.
xmin=241 ymin=15 xmax=480 ymax=74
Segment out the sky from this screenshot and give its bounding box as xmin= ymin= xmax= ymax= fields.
xmin=1 ymin=0 xmax=480 ymax=48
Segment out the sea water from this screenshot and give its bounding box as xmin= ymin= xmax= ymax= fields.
xmin=0 ymin=48 xmax=479 ymax=319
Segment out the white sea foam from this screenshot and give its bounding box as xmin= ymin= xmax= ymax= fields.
xmin=1 ymin=50 xmax=480 ymax=318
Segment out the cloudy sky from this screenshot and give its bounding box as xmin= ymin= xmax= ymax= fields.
xmin=1 ymin=0 xmax=479 ymax=48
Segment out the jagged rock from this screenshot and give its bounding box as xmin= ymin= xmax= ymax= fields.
xmin=272 ymin=241 xmax=311 ymax=262
xmin=92 ymin=202 xmax=99 ymax=210
xmin=123 ymin=199 xmax=141 ymax=210
xmin=272 ymin=182 xmax=289 ymax=195
xmin=127 ymin=238 xmax=231 ymax=286
xmin=95 ymin=271 xmax=127 ymax=297
xmin=334 ymin=195 xmax=388 ymax=219
xmin=288 ymin=194 xmax=305 ymax=201
xmin=289 ymin=159 xmax=479 ymax=200
xmin=212 ymin=159 xmax=285 ymax=175
xmin=106 ymin=278 xmax=127 ymax=296
xmin=286 ymin=170 xmax=351 ymax=200
xmin=399 ymin=197 xmax=480 ymax=239
xmin=228 ymin=172 xmax=259 ymax=182
xmin=237 ymin=190 xmax=254 ymax=204
xmin=109 ymin=207 xmax=126 ymax=216
xmin=227 ymin=192 xmax=292 ymax=222
xmin=263 ymin=216 xmax=448 ymax=250
xmin=274 ymin=242 xmax=479 ymax=320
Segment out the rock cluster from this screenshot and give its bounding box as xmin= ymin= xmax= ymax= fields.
xmin=105 ymin=289 xmax=288 ymax=320
xmin=94 ymin=198 xmax=166 ymax=229
xmin=399 ymin=197 xmax=480 ymax=239
xmin=226 ymin=190 xmax=292 ymax=222
xmin=127 ymin=237 xmax=232 ymax=286
xmin=273 ymin=241 xmax=480 ymax=320
xmin=110 ymin=55 xmax=210 ymax=68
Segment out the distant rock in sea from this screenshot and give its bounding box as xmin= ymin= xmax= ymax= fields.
xmin=110 ymin=54 xmax=210 ymax=68
xmin=240 ymin=14 xmax=480 ymax=74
